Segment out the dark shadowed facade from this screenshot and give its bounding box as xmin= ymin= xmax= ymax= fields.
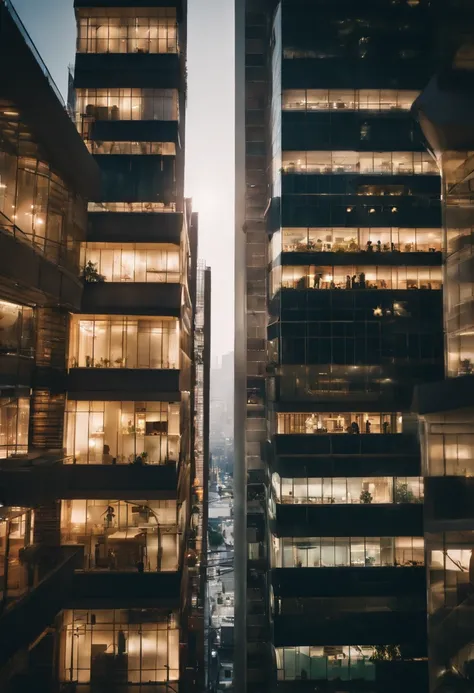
xmin=233 ymin=1 xmax=470 ymax=692
xmin=0 ymin=1 xmax=210 ymax=691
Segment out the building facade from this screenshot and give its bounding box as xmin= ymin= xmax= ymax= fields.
xmin=235 ymin=1 xmax=449 ymax=691
xmin=0 ymin=1 xmax=210 ymax=691
xmin=414 ymin=36 xmax=474 ymax=693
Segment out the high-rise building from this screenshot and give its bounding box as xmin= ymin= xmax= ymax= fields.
xmin=235 ymin=1 xmax=446 ymax=691
xmin=413 ymin=36 xmax=474 ymax=693
xmin=0 ymin=1 xmax=210 ymax=691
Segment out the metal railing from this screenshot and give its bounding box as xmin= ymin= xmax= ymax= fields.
xmin=3 ymin=0 xmax=66 ymax=107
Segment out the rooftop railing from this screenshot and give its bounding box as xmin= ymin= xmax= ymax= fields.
xmin=3 ymin=0 xmax=65 ymax=107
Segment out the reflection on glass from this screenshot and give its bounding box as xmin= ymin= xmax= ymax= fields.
xmin=0 ymin=508 xmax=33 ymax=605
xmin=69 ymin=316 xmax=179 ymax=369
xmin=273 ymin=536 xmax=425 ymax=568
xmin=88 ymin=202 xmax=176 ymax=213
xmin=0 ymin=300 xmax=34 ymax=357
xmin=424 ymin=422 xmax=474 ymax=477
xmin=0 ymin=397 xmax=30 ymax=458
xmin=277 ymin=412 xmax=401 ymax=435
xmin=81 ymin=244 xmax=180 ymax=283
xmin=282 ymin=89 xmax=420 ymax=112
xmin=272 ymin=474 xmax=424 ymax=505
xmin=59 ymin=609 xmax=179 ymax=684
xmin=64 ymin=401 xmax=180 ymax=465
xmin=86 ymin=141 xmax=176 ymax=156
xmin=76 ymin=89 xmax=179 ymax=129
xmin=77 ymin=13 xmax=178 ymax=54
xmin=272 ymin=265 xmax=442 ymax=293
xmin=282 ymin=151 xmax=438 ymax=175
xmin=0 ymin=136 xmax=86 ymax=270
xmin=61 ymin=500 xmax=178 ymax=571
xmin=276 ymin=645 xmax=378 ymax=682
xmin=277 ymin=227 xmax=442 ymax=254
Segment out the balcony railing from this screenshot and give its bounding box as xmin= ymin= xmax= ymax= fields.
xmin=2 ymin=0 xmax=65 ymax=107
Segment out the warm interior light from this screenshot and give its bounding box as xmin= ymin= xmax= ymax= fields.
xmin=3 ymin=111 xmax=19 ymax=117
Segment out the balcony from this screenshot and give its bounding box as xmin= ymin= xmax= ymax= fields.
xmin=74 ymin=53 xmax=180 ymax=89
xmin=68 ymin=570 xmax=181 ymax=608
xmin=275 ymin=661 xmax=428 ymax=693
xmin=67 ymin=368 xmax=181 ymax=400
xmin=0 ymin=547 xmax=79 ymax=670
xmin=88 ymin=211 xmax=183 ymax=244
xmin=81 ymin=282 xmax=181 ymax=316
xmin=272 ymin=566 xmax=426 ymax=598
xmin=0 ymin=225 xmax=83 ymax=310
xmin=275 ymin=503 xmax=423 ymax=537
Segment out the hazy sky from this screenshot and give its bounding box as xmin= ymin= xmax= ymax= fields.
xmin=13 ymin=0 xmax=235 ymax=359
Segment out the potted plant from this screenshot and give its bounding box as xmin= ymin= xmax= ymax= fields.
xmin=82 ymin=260 xmax=105 ymax=283
xmin=394 ymin=482 xmax=415 ymax=504
xmin=360 ymin=489 xmax=373 ymax=504
xmin=85 ymin=355 xmax=93 ymax=368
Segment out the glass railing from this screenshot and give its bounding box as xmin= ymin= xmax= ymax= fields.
xmin=273 ymin=476 xmax=424 ymax=505
xmin=273 ymin=536 xmax=425 ymax=568
xmin=3 ymin=0 xmax=65 ymax=107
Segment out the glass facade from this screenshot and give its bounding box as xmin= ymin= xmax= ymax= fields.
xmin=276 ymin=645 xmax=377 ymax=682
xmin=77 ymin=12 xmax=178 ymax=55
xmin=88 ymin=201 xmax=176 ymax=213
xmin=274 ymin=227 xmax=442 ymax=254
xmin=272 ymin=536 xmax=424 ymax=568
xmin=282 ymin=89 xmax=420 ymax=112
xmin=272 ymin=473 xmax=423 ymax=505
xmin=273 ymin=264 xmax=442 ymax=293
xmin=86 ymin=141 xmax=176 ymax=156
xmin=61 ymin=499 xmax=178 ymax=571
xmin=59 ymin=609 xmax=179 ymax=684
xmin=0 ymin=300 xmax=34 ymax=357
xmin=238 ymin=0 xmax=443 ymax=687
xmin=422 ymin=414 xmax=474 ymax=476
xmin=0 ymin=110 xmax=87 ymax=270
xmin=0 ymin=508 xmax=34 ymax=605
xmin=64 ymin=401 xmax=180 ymax=465
xmin=69 ymin=316 xmax=179 ymax=369
xmin=76 ymin=88 xmax=178 ymax=123
xmin=0 ymin=397 xmax=30 ymax=458
xmin=81 ymin=243 xmax=180 ymax=283
xmin=276 ymin=412 xmax=401 ymax=435
xmin=282 ymin=151 xmax=438 ymax=175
